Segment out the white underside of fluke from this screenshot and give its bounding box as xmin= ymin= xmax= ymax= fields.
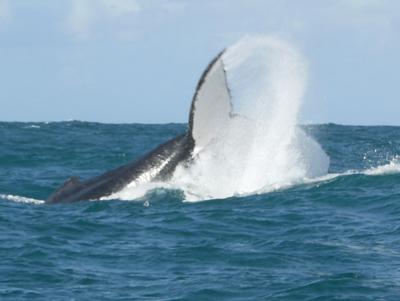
xmin=191 ymin=59 xmax=232 ymax=155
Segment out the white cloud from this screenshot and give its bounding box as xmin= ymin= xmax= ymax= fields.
xmin=100 ymin=0 xmax=140 ymax=17
xmin=333 ymin=0 xmax=397 ymax=34
xmin=161 ymin=1 xmax=187 ymax=14
xmin=339 ymin=0 xmax=385 ymax=9
xmin=68 ymin=0 xmax=140 ymax=39
xmin=68 ymin=0 xmax=93 ymax=39
xmin=0 ymin=0 xmax=11 ymax=26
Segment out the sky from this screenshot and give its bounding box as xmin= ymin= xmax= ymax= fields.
xmin=0 ymin=0 xmax=399 ymax=125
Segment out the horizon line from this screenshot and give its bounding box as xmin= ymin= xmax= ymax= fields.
xmin=0 ymin=119 xmax=399 ymax=127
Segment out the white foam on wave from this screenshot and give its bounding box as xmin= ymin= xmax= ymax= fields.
xmin=0 ymin=194 xmax=45 ymax=205
xmin=171 ymin=36 xmax=330 ymax=202
xmin=363 ymin=156 xmax=400 ymax=176
xmin=298 ymin=156 xmax=400 ymax=189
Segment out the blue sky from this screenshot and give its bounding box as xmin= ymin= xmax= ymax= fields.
xmin=0 ymin=0 xmax=399 ymax=125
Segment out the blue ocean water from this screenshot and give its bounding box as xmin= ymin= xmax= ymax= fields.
xmin=1 ymin=121 xmax=400 ymax=300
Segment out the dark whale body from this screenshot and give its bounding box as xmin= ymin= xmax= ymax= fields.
xmin=47 ymin=50 xmax=232 ymax=203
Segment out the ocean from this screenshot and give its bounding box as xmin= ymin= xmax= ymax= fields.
xmin=1 ymin=121 xmax=399 ymax=300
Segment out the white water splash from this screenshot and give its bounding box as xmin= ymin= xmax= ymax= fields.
xmin=24 ymin=125 xmax=41 ymax=129
xmin=0 ymin=194 xmax=45 ymax=205
xmin=364 ymin=156 xmax=400 ymax=176
xmin=302 ymin=157 xmax=400 ymax=188
xmin=171 ymin=36 xmax=330 ymax=201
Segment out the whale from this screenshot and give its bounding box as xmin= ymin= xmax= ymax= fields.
xmin=47 ymin=50 xmax=234 ymax=203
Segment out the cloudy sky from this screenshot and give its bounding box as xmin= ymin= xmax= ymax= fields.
xmin=0 ymin=0 xmax=399 ymax=125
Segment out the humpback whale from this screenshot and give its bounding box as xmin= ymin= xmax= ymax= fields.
xmin=47 ymin=50 xmax=232 ymax=203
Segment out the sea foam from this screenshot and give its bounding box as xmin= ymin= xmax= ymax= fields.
xmin=0 ymin=194 xmax=45 ymax=205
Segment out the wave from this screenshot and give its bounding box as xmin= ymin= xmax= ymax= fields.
xmin=23 ymin=124 xmax=41 ymax=129
xmin=297 ymin=157 xmax=400 ymax=190
xmin=363 ymin=156 xmax=400 ymax=176
xmin=0 ymin=194 xmax=45 ymax=205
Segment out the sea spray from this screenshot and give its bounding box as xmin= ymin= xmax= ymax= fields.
xmin=172 ymin=37 xmax=330 ymax=201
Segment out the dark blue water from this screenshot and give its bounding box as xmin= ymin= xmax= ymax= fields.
xmin=1 ymin=122 xmax=400 ymax=300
